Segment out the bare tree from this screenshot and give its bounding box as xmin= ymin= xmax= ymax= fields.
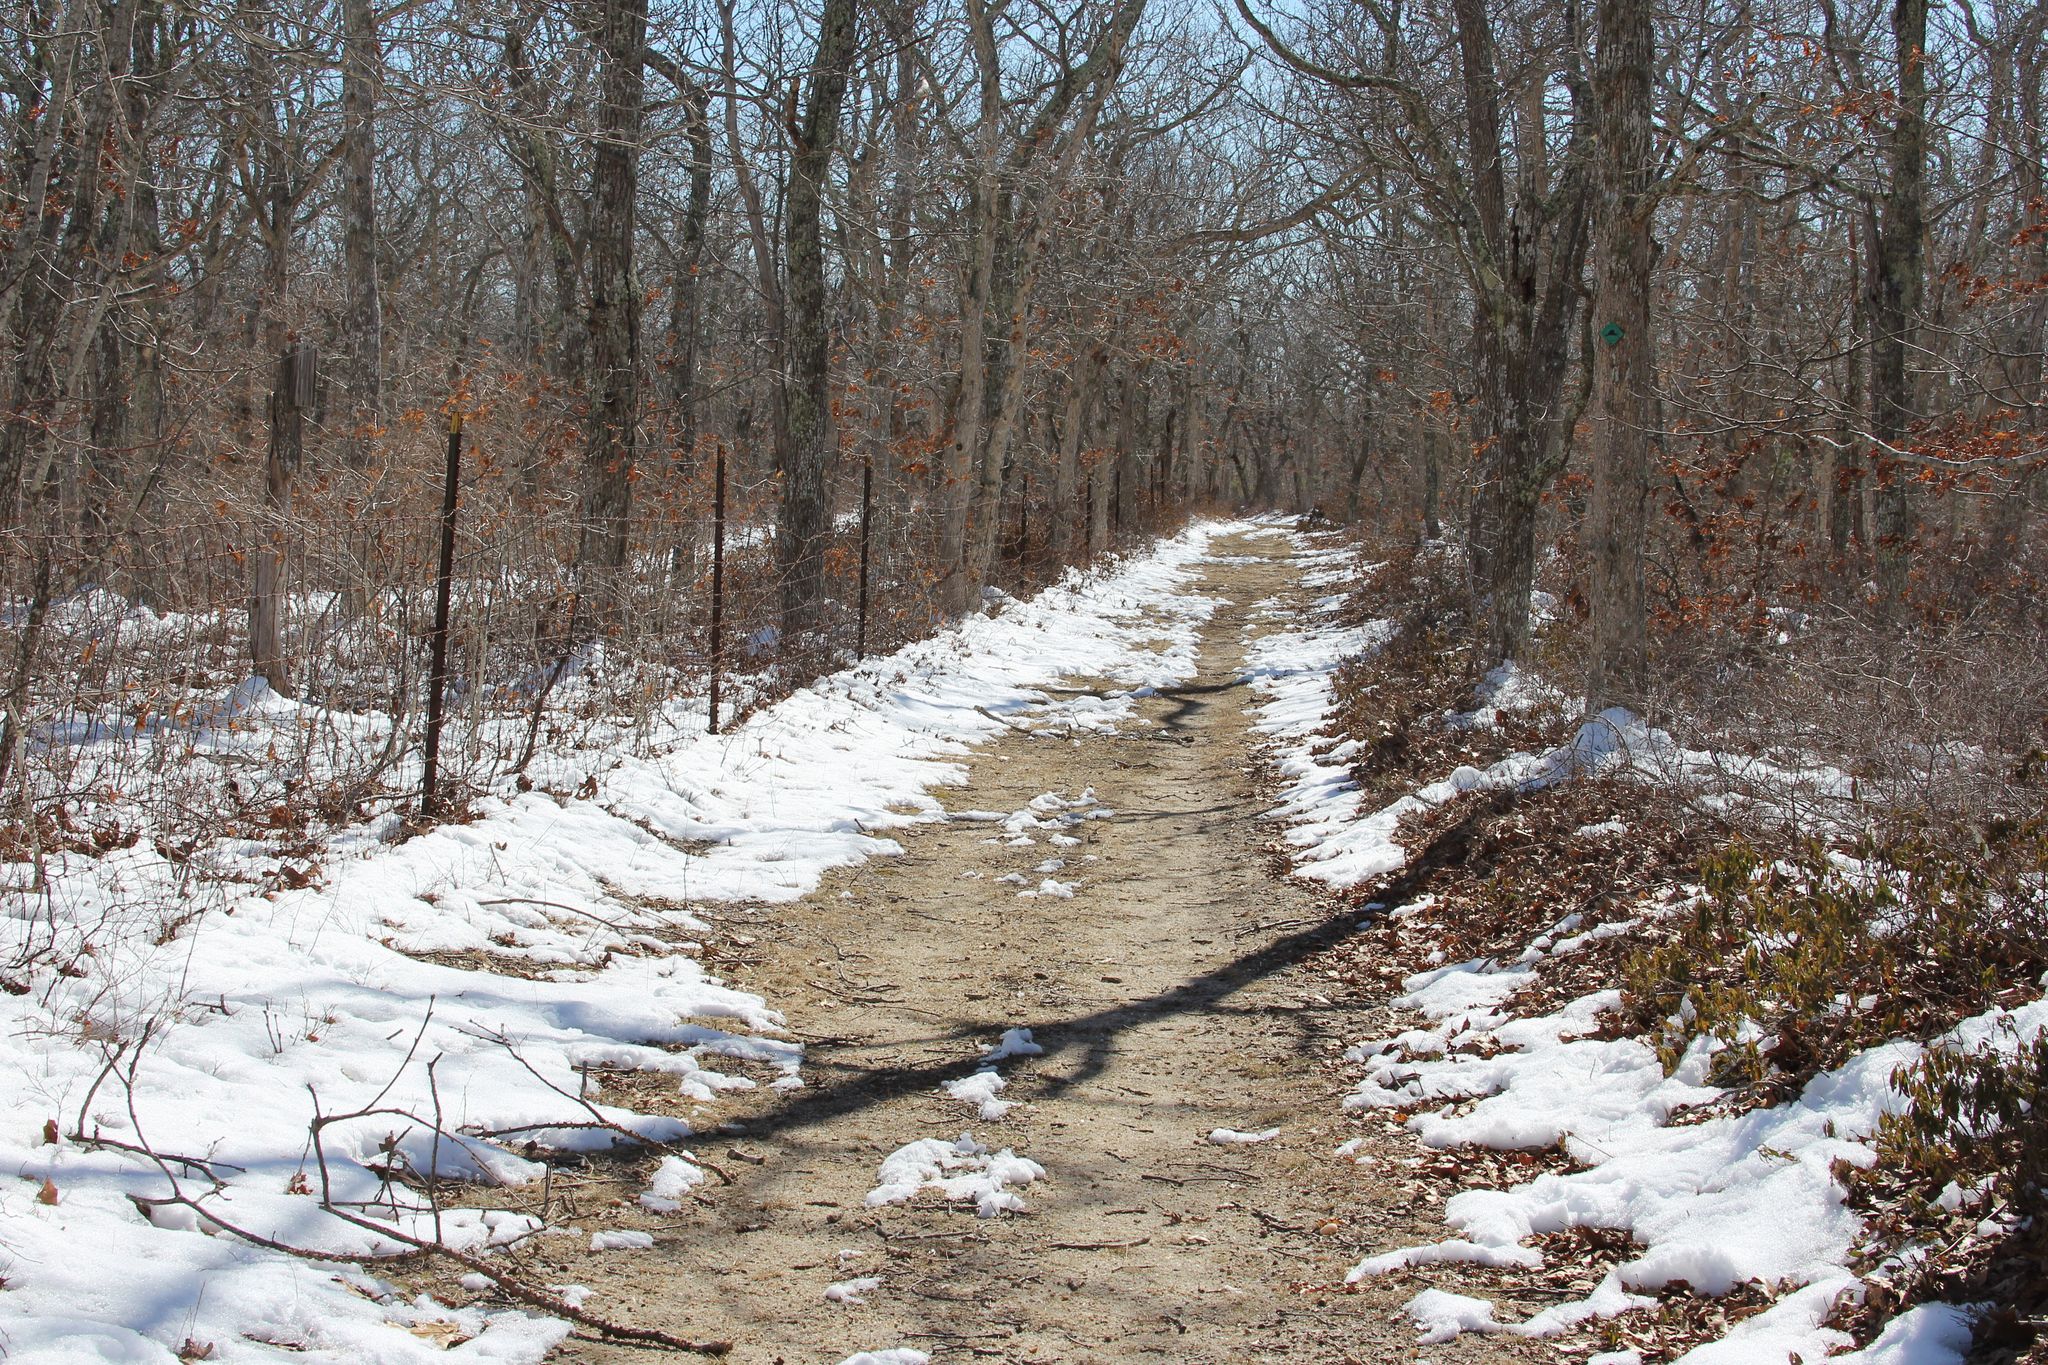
xmin=339 ymin=0 xmax=384 ymax=462
xmin=573 ymin=0 xmax=650 ymax=606
xmin=774 ymin=0 xmax=861 ymax=650
xmin=1583 ymin=0 xmax=1656 ymax=710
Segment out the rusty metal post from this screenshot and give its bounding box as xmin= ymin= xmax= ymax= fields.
xmin=856 ymin=453 xmax=873 ymax=661
xmin=421 ymin=409 xmax=462 ymax=816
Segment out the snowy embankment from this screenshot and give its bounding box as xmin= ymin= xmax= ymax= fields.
xmin=0 ymin=523 xmax=1234 ymax=1363
xmin=1243 ymin=533 xmax=1990 ymax=1365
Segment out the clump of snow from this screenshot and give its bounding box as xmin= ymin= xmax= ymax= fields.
xmin=589 ymin=1230 xmax=654 ymax=1252
xmin=942 ymin=1069 xmax=1018 ymax=1120
xmin=1445 ymin=662 xmax=1560 ymax=731
xmin=1343 ymin=942 xmax=2011 ymax=1361
xmin=984 ymin=1027 xmax=1044 ymax=1061
xmin=836 ymin=1351 xmax=930 ymax=1365
xmin=1831 ymin=1303 xmax=1976 ymax=1364
xmin=824 ymin=1276 xmax=883 ymax=1304
xmin=1349 ymin=1239 xmax=1542 ymax=1279
xmin=643 ymin=1154 xmax=708 ymax=1219
xmin=1399 ymin=1277 xmax=1654 ymax=1345
xmin=1405 ymin=1288 xmax=1509 ymax=1344
xmin=1206 ymin=1127 xmax=1280 ymax=1146
xmin=863 ymin=1133 xmax=1046 ymax=1218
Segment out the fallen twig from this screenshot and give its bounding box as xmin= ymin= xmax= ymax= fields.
xmin=1049 ymin=1236 xmax=1151 ymax=1250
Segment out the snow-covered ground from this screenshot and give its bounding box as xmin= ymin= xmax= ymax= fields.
xmin=1243 ymin=529 xmax=1999 ymax=1365
xmin=0 ymin=522 xmax=1236 ymax=1363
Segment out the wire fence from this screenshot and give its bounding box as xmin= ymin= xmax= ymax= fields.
xmin=0 ymin=400 xmax=1193 ymax=861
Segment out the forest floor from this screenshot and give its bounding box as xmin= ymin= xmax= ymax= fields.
xmin=427 ymin=529 xmax=1532 ymax=1364
xmin=12 ymin=521 xmax=1992 ymax=1365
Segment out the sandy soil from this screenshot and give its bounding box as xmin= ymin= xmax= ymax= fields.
xmin=461 ymin=531 xmax=1536 ymax=1364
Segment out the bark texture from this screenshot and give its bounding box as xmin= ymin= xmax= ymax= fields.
xmin=339 ymin=0 xmax=384 ymax=462
xmin=775 ymin=0 xmax=860 ymax=649
xmin=1869 ymin=0 xmax=1928 ymax=601
xmin=1584 ymin=0 xmax=1656 ymax=711
xmin=574 ymin=0 xmax=649 ymax=602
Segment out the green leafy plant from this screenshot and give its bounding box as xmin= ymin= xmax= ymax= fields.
xmin=1624 ymin=825 xmax=2048 ymax=1094
xmin=1880 ymin=1021 xmax=2048 ymax=1216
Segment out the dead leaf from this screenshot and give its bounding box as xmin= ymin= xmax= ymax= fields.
xmin=407 ymin=1320 xmax=471 ymax=1348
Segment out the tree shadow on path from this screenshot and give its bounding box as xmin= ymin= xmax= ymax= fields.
xmin=694 ymin=795 xmax=1496 ymax=1152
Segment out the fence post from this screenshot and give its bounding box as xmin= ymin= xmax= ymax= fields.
xmin=421 ymin=408 xmax=462 ymax=816
xmin=856 ymin=452 xmax=872 ymax=661
xmin=1083 ymin=471 xmax=1093 ymax=563
xmin=251 ymin=339 xmax=314 ymax=697
xmin=708 ymin=443 xmax=726 ymax=734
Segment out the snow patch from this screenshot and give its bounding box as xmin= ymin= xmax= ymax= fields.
xmin=863 ymin=1133 xmax=1046 ymax=1218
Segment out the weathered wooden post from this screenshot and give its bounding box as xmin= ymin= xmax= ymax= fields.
xmin=421 ymin=408 xmax=462 ymax=816
xmin=708 ymin=443 xmax=726 ymax=734
xmin=250 ymin=339 xmax=315 ymax=697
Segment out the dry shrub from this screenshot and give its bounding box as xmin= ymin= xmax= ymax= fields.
xmin=1329 ymin=541 xmax=1487 ymax=796
xmin=1623 ymin=825 xmax=2048 ymax=1101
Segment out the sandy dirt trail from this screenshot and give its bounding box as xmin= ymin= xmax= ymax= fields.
xmin=529 ymin=530 xmax=1526 ymax=1364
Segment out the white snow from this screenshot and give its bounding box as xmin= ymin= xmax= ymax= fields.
xmin=1341 ymin=894 xmax=2047 ymax=1360
xmin=1206 ymin=1127 xmax=1280 ymax=1146
xmin=942 ymin=1069 xmax=1018 ymax=1120
xmin=638 ymin=1154 xmax=707 ymax=1213
xmin=1405 ymin=1288 xmax=1510 ymax=1344
xmin=863 ymin=1133 xmax=1047 ymax=1218
xmin=983 ymin=1027 xmax=1044 ymax=1061
xmin=1831 ymin=1304 xmax=1978 ymax=1365
xmin=1349 ymin=1239 xmax=1542 ymax=1278
xmin=835 ymin=1351 xmax=929 ymax=1365
xmin=588 ymin=1230 xmax=654 ymax=1251
xmin=0 ymin=522 xmax=1241 ymax=1361
xmin=824 ymin=1276 xmax=883 ymax=1304
xmin=1243 ymin=527 xmax=1996 ymax=1362
xmin=1348 ymin=895 xmax=2013 ymax=1360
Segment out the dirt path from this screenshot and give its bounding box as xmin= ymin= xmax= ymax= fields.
xmin=526 ymin=531 xmax=1527 ymax=1364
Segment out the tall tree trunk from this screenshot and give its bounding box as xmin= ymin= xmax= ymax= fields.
xmin=339 ymin=0 xmax=383 ymax=464
xmin=83 ymin=0 xmax=155 ymax=578
xmin=247 ymin=76 xmax=299 ymax=697
xmin=671 ymin=83 xmax=712 ymax=468
xmin=1180 ymin=361 xmax=1205 ymax=504
xmin=1869 ymin=0 xmax=1929 ymax=602
xmin=252 ymin=340 xmax=309 ymax=696
xmin=0 ymin=0 xmax=98 ymax=527
xmin=1050 ymin=347 xmax=1102 ymax=564
xmin=664 ymin=80 xmax=712 ymax=577
xmin=775 ymin=0 xmax=859 ymax=650
xmin=1417 ymin=406 xmax=1443 ymax=540
xmin=1831 ymin=220 xmax=1869 ymax=560
xmin=935 ymin=1 xmax=1004 ymax=613
xmin=1584 ymin=0 xmax=1655 ymax=712
xmin=573 ymin=0 xmax=648 ymax=607
xmin=1451 ymin=0 xmax=1590 ymax=665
